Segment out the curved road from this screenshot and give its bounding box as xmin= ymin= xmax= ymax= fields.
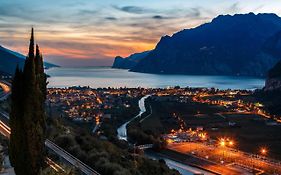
xmin=0 ymin=81 xmax=11 ymax=101
xmin=117 ymin=95 xmax=150 ymax=141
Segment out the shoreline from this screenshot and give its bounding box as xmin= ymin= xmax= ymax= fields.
xmin=45 ymin=67 xmax=265 ymax=90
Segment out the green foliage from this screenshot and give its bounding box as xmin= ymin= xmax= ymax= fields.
xmin=127 ymin=126 xmax=159 ymax=145
xmin=53 ymin=129 xmax=180 ymax=175
xmin=9 ymin=28 xmax=47 ymax=175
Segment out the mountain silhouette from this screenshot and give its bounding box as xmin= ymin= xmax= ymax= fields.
xmin=0 ymin=45 xmax=58 ymax=75
xmin=129 ymin=13 xmax=281 ymax=77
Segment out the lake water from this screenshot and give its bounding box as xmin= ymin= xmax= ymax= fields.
xmin=46 ymin=67 xmax=265 ymax=90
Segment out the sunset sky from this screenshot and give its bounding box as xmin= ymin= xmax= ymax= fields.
xmin=1 ymin=0 xmax=281 ymax=66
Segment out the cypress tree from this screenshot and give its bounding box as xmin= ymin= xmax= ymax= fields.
xmin=9 ymin=66 xmax=29 ymax=174
xmin=9 ymin=66 xmax=20 ymax=165
xmin=23 ymin=27 xmax=43 ymax=175
xmin=35 ymin=43 xmax=47 ymax=162
xmin=35 ymin=44 xmax=48 ymax=101
xmin=9 ymin=28 xmax=46 ymax=175
xmin=28 ymin=28 xmax=35 ymax=59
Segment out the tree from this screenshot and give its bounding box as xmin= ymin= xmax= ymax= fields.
xmin=35 ymin=44 xmax=48 ymax=135
xmin=9 ymin=66 xmax=29 ymax=174
xmin=9 ymin=28 xmax=47 ymax=175
xmin=35 ymin=44 xmax=48 ymax=101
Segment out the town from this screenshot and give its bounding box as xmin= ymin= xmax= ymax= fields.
xmin=46 ymin=86 xmax=281 ymax=175
xmin=48 ymin=86 xmax=280 ymax=126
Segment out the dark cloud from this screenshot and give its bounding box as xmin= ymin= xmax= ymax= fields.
xmin=63 ymin=1 xmax=87 ymax=7
xmin=105 ymin=17 xmax=117 ymax=21
xmin=114 ymin=6 xmax=151 ymax=14
xmin=0 ymin=4 xmax=67 ymax=24
xmin=78 ymin=9 xmax=97 ymax=15
xmin=152 ymin=15 xmax=165 ymax=20
xmin=0 ymin=5 xmax=30 ymax=19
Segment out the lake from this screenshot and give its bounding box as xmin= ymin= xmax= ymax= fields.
xmin=46 ymin=67 xmax=265 ymax=90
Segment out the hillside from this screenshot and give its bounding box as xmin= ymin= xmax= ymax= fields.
xmin=130 ymin=13 xmax=281 ymax=76
xmin=112 ymin=51 xmax=150 ymax=69
xmin=264 ymin=60 xmax=281 ymax=91
xmin=0 ymin=45 xmax=58 ymax=75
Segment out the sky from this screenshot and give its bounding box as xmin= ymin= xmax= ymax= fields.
xmin=1 ymin=0 xmax=281 ymax=67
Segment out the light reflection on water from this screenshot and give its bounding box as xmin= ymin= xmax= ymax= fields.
xmin=46 ymin=67 xmax=265 ymax=90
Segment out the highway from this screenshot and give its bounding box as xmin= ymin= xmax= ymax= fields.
xmin=45 ymin=140 xmax=100 ymax=175
xmin=168 ymin=142 xmax=281 ymax=174
xmin=0 ymin=81 xmax=11 ymax=101
xmin=0 ymin=81 xmax=100 ymax=175
xmin=0 ymin=110 xmax=100 ymax=175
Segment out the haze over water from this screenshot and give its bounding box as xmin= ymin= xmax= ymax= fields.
xmin=46 ymin=67 xmax=265 ymax=90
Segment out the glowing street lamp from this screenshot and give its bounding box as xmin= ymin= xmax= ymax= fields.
xmin=229 ymin=140 xmax=234 ymax=146
xmin=227 ymin=140 xmax=235 ymax=163
xmin=219 ymin=139 xmax=226 ymax=162
xmin=260 ymin=148 xmax=267 ymax=155
xmin=201 ymin=134 xmax=206 ymax=140
xmin=220 ymin=140 xmax=225 ymax=147
xmin=166 ymin=139 xmax=173 ymax=144
xmin=199 ymin=132 xmax=207 ymax=141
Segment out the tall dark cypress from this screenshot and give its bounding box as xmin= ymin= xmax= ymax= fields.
xmin=35 ymin=44 xmax=47 ymax=148
xmin=9 ymin=66 xmax=29 ymax=174
xmin=35 ymin=44 xmax=40 ymax=75
xmin=35 ymin=44 xmax=48 ymax=101
xmin=9 ymin=28 xmax=46 ymax=175
xmin=23 ymin=27 xmax=42 ymax=175
xmin=28 ymin=28 xmax=35 ymax=59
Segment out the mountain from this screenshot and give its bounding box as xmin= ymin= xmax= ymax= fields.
xmin=112 ymin=51 xmax=150 ymax=69
xmin=0 ymin=45 xmax=59 ymax=75
xmin=258 ymin=60 xmax=281 ymax=116
xmin=264 ymin=60 xmax=281 ymax=91
xmin=130 ymin=13 xmax=281 ymax=76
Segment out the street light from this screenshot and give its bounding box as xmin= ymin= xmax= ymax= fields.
xmin=229 ymin=140 xmax=234 ymax=146
xmin=260 ymin=148 xmax=267 ymax=155
xmin=227 ymin=140 xmax=235 ymax=163
xmin=219 ymin=139 xmax=226 ymax=163
xmin=220 ymin=140 xmax=225 ymax=147
xmin=257 ymin=147 xmax=269 ymax=173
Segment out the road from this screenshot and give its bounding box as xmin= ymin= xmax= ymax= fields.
xmin=0 ymin=110 xmax=100 ymax=175
xmin=0 ymin=81 xmax=11 ymax=101
xmin=169 ymin=142 xmax=281 ymax=174
xmin=117 ymin=95 xmax=151 ymax=141
xmin=0 ymin=81 xmax=100 ymax=175
xmin=145 ymin=151 xmax=217 ymax=175
xmin=45 ymin=140 xmax=100 ymax=175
